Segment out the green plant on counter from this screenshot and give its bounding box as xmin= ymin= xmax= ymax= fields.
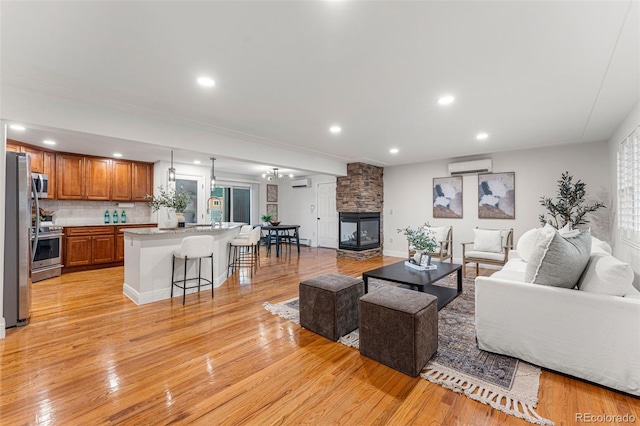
xmin=146 ymin=185 xmax=192 ymax=213
xmin=261 ymin=214 xmax=273 ymax=223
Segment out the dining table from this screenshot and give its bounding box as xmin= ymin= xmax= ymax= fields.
xmin=259 ymin=224 xmax=300 ymax=257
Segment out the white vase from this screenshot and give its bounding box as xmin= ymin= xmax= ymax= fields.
xmin=159 ymin=207 xmax=178 ymax=229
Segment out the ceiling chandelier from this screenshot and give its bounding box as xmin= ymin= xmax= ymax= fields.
xmin=262 ymin=168 xmax=283 ymax=181
xmin=210 ymin=157 xmax=217 ymax=188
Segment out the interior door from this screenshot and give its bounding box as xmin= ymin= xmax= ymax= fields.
xmin=317 ymin=182 xmax=337 ymax=248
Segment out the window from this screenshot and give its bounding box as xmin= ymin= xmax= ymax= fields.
xmin=618 ymin=125 xmax=640 ymax=243
xmin=212 ymin=184 xmax=252 ymax=223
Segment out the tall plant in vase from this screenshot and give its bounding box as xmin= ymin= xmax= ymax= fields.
xmin=398 ymin=223 xmax=438 ymax=265
xmin=538 ymin=171 xmax=605 ymax=230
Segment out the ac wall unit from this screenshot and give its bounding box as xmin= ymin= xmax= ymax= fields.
xmin=448 ymin=159 xmax=492 ymax=175
xmin=291 ymin=178 xmax=312 ymax=188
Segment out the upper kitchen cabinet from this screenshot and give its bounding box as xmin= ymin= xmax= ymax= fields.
xmin=6 ymin=139 xmax=45 ymax=173
xmin=132 ymin=161 xmax=153 ymax=201
xmin=85 ymin=157 xmax=112 ymax=200
xmin=6 ymin=140 xmax=21 ymax=153
xmin=112 ymin=160 xmax=132 ymax=201
xmin=56 ymin=153 xmax=85 ymax=199
xmin=43 ymin=151 xmax=56 ymax=199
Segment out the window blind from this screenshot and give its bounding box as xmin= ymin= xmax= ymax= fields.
xmin=618 ymin=125 xmax=640 ymax=242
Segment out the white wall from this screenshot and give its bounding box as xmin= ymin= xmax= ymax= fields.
xmin=383 ymin=141 xmax=611 ymax=260
xmin=608 ymin=101 xmax=640 ymax=289
xmin=278 ymin=174 xmax=337 ymax=246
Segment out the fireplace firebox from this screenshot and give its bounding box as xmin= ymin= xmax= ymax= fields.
xmin=339 ymin=212 xmax=380 ymax=251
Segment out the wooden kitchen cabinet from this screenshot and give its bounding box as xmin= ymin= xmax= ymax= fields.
xmin=64 ymin=226 xmax=115 ymax=268
xmin=91 ymin=235 xmax=115 ymax=264
xmin=85 ymin=157 xmax=112 ymax=200
xmin=57 ymin=153 xmax=85 ymax=200
xmin=65 ymin=236 xmax=92 ymax=266
xmin=112 ymin=160 xmax=133 ymax=200
xmin=21 ymin=146 xmax=45 ymax=174
xmin=6 ymin=140 xmax=21 ymax=152
xmin=43 ymin=151 xmax=56 ymax=199
xmin=132 ymin=161 xmax=153 ymax=201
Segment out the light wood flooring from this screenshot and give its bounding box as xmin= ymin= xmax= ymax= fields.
xmin=1 ymin=247 xmax=637 ymax=425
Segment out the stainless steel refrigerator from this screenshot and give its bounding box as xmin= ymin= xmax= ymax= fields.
xmin=3 ymin=151 xmax=32 ymax=327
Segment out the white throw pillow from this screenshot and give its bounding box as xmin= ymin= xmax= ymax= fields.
xmin=525 ymin=227 xmax=591 ymax=288
xmin=424 ymin=226 xmax=448 ymax=242
xmin=473 ymin=229 xmax=503 ymax=253
xmin=577 ymin=253 xmax=634 ymax=296
xmin=591 ymin=236 xmax=612 ymax=255
xmin=516 ymin=228 xmax=541 ymax=263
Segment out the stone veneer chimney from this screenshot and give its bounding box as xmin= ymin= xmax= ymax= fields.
xmin=336 ymin=163 xmax=384 ymax=260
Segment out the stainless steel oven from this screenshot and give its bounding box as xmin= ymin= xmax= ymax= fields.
xmin=31 ymin=226 xmax=63 ymax=282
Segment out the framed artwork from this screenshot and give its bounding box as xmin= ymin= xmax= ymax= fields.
xmin=267 ymin=184 xmax=278 ymax=202
xmin=433 ymin=176 xmax=463 ymax=218
xmin=478 ymin=172 xmax=515 ymax=219
xmin=266 ymin=203 xmax=278 ymax=221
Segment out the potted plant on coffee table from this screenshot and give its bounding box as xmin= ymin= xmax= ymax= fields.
xmin=398 ymin=223 xmax=438 ymax=267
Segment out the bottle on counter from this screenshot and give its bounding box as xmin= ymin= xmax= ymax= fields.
xmin=113 ymin=210 xmax=119 ymax=224
xmin=121 ymin=210 xmax=126 ymax=223
xmin=104 ymin=210 xmax=110 ymax=224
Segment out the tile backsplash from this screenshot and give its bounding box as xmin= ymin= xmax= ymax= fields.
xmin=40 ymin=200 xmax=154 ymax=226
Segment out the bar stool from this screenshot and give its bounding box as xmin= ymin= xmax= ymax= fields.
xmin=171 ymin=235 xmax=215 ymax=305
xmin=228 ymin=226 xmax=261 ymax=277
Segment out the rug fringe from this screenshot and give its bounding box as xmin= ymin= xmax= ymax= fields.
xmin=263 ymin=301 xmax=300 ymax=324
xmin=421 ymin=366 xmax=554 ymax=426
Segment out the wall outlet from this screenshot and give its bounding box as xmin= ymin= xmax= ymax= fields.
xmin=389 ymin=209 xmax=393 ymax=215
xmin=390 ymin=237 xmax=393 ymax=243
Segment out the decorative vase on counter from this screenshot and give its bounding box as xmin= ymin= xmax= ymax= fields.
xmin=176 ymin=212 xmax=186 ymax=228
xmin=413 ymin=251 xmax=432 ymax=266
xmin=158 ymin=207 xmax=179 ymax=229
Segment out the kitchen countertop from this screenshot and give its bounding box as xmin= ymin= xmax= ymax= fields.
xmin=60 ymin=222 xmax=157 ymax=228
xmin=123 ymin=222 xmax=245 ymax=236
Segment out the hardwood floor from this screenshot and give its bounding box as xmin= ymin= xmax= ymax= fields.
xmin=1 ymin=247 xmax=637 ymax=425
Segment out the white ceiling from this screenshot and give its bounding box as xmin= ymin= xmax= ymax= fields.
xmin=1 ymin=1 xmax=638 ymax=176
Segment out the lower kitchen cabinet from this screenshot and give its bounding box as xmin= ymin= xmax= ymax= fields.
xmin=64 ymin=224 xmax=156 ymax=272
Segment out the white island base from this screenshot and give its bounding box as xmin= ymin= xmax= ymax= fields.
xmin=122 ymin=223 xmax=244 ymax=305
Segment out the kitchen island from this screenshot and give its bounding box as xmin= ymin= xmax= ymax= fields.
xmin=122 ymin=223 xmax=244 ymax=304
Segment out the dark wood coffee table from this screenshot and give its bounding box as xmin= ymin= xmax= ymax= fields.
xmin=362 ymin=261 xmax=463 ymax=310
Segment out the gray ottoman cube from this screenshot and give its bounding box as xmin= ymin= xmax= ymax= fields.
xmin=359 ymin=286 xmax=438 ymax=377
xmin=299 ymin=274 xmax=364 ymax=341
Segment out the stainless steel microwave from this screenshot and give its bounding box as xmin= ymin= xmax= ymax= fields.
xmin=31 ymin=173 xmax=48 ymax=198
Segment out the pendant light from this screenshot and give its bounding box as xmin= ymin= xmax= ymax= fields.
xmin=210 ymin=157 xmax=217 ymax=188
xmin=168 ymin=150 xmax=176 ymax=182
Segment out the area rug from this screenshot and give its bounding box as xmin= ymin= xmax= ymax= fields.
xmin=264 ymin=276 xmax=554 ymax=426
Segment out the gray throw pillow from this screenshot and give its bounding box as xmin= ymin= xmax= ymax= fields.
xmin=524 ymin=228 xmax=592 ymax=288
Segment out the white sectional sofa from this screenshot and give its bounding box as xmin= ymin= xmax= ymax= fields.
xmin=475 ymin=226 xmax=640 ymax=396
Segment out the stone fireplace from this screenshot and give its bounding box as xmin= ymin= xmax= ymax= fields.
xmin=339 ymin=212 xmax=381 ymax=251
xmin=336 ymin=163 xmax=383 ymax=260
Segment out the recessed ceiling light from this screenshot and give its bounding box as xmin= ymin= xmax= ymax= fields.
xmin=329 ymin=125 xmax=342 ymax=134
xmin=476 ymin=132 xmax=489 ymax=140
xmin=438 ymin=95 xmax=455 ymax=105
xmin=289 ymin=173 xmax=294 ymax=178
xmin=113 ymin=153 xmax=123 ymax=158
xmin=389 ymin=148 xmax=399 ymax=154
xmin=197 ymin=76 xmax=215 ymax=87
xmin=43 ymin=140 xmax=56 ymax=146
xmin=9 ymin=124 xmax=25 ymax=131
xmin=193 ymin=160 xmax=201 ymax=164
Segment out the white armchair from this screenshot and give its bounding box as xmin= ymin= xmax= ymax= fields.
xmin=408 ymin=225 xmax=453 ymax=263
xmin=461 ymin=227 xmax=513 ymax=277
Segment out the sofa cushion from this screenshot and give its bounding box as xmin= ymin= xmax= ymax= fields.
xmin=516 ymin=228 xmax=541 ymax=263
xmin=578 ymin=253 xmax=634 ymax=296
xmin=525 ymin=228 xmax=591 ymax=288
xmin=473 ymin=229 xmax=503 ymax=253
xmin=591 ymin=237 xmax=612 ymax=255
xmin=465 ymin=250 xmax=506 ymax=261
